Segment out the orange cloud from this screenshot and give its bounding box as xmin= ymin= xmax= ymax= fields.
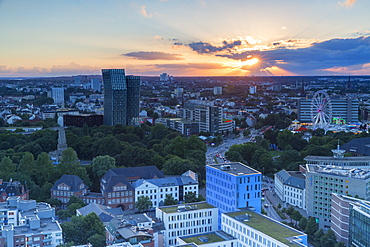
xmin=338 ymin=0 xmax=357 ymax=7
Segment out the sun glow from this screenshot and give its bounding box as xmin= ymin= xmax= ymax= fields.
xmin=241 ymin=58 xmax=259 ymax=66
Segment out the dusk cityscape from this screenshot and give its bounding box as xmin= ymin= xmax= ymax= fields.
xmin=0 ymin=1 xmax=370 ymax=247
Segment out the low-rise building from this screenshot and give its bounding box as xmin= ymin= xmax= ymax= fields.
xmin=222 ymin=209 xmax=308 ymax=247
xmin=155 ymin=202 xmax=218 ymax=247
xmin=50 ymin=175 xmax=88 ymax=204
xmin=274 ymin=170 xmax=306 ymax=209
xmin=0 ymin=179 xmax=29 ymax=202
xmin=133 ymin=176 xmax=198 ymax=207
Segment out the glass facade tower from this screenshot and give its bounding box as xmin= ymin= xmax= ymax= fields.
xmin=102 ymin=69 xmax=140 ymax=126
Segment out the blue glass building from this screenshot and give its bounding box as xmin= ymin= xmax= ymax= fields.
xmin=102 ymin=69 xmax=140 ymax=126
xmin=206 ymin=162 xmax=262 ymax=228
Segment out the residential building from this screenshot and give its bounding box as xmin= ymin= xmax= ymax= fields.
xmin=106 ymin=166 xmax=165 ymax=184
xmin=155 ymin=202 xmax=218 ymax=247
xmin=106 ymin=214 xmax=154 ymax=247
xmin=0 ymin=179 xmax=29 ymax=202
xmin=51 ymin=87 xmax=65 ymax=107
xmin=298 ymin=97 xmax=359 ymax=123
xmin=206 ymin=162 xmax=262 ymax=228
xmin=274 ymin=170 xmax=306 ymax=209
xmin=132 ymin=176 xmax=198 ymax=207
xmin=0 ymin=197 xmax=63 ymax=247
xmin=222 ymin=209 xmax=307 ymax=247
xmin=249 ymin=86 xmax=257 ymax=94
xmin=76 ymin=202 xmax=124 ymax=224
xmin=91 ymin=78 xmax=102 ymax=92
xmin=175 ymin=230 xmax=236 ymax=247
xmin=305 ymin=164 xmax=370 ymax=229
xmin=50 ymin=175 xmax=88 ymax=204
xmin=213 ymin=86 xmax=222 ymax=95
xmin=102 ymin=69 xmax=140 ymax=126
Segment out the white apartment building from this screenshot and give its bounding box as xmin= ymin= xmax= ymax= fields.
xmin=133 ymin=176 xmax=198 ymax=207
xmin=274 ymin=170 xmax=306 ymax=210
xmin=51 ymin=87 xmax=65 ymax=107
xmin=155 ymin=202 xmax=218 ymax=247
xmin=222 ymin=210 xmax=308 ymax=247
xmin=0 ymin=197 xmax=63 ymax=247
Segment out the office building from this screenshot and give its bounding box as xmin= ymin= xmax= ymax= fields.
xmin=249 ymin=86 xmax=257 ymax=94
xmin=51 ymin=87 xmax=64 ymax=107
xmin=0 ymin=197 xmax=63 ymax=247
xmin=206 ymin=162 xmax=262 ymax=228
xmin=157 ymin=118 xmax=199 ymax=136
xmin=298 ymin=97 xmax=359 ymax=123
xmin=274 ymin=170 xmax=306 ymax=209
xmin=222 ymin=209 xmax=308 ymax=247
xmin=331 ymin=193 xmax=370 ymax=246
xmin=63 ymin=114 xmax=103 ymax=127
xmin=102 ymin=69 xmax=140 ymax=126
xmin=155 ymin=202 xmax=218 ymax=247
xmin=305 ymin=164 xmax=370 ymax=229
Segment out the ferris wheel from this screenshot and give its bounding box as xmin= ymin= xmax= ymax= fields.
xmin=310 ymin=90 xmax=333 ymax=129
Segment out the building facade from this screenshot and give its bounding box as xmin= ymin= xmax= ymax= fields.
xmin=0 ymin=197 xmax=63 ymax=247
xmin=274 ymin=170 xmax=306 ymax=210
xmin=50 ymin=175 xmax=88 ymax=204
xmin=51 ymin=87 xmax=64 ymax=107
xmin=102 ymin=69 xmax=140 ymax=126
xmin=155 ymin=202 xmax=218 ymax=247
xmin=0 ymin=179 xmax=29 ymax=202
xmin=349 ymin=198 xmax=370 ymax=246
xmin=63 ymin=114 xmax=103 ymax=127
xmin=206 ymin=163 xmax=262 ymax=228
xmin=298 ymin=97 xmax=359 ymax=123
xmin=305 ymin=164 xmax=370 ymax=229
xmin=133 ymin=176 xmax=198 ymax=207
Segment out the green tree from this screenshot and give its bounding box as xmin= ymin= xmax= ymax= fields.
xmin=298 ymin=217 xmax=308 ymax=231
xmin=92 ymin=155 xmax=116 ymax=179
xmin=17 ymin=152 xmax=35 ymax=172
xmin=87 ymin=234 xmax=106 ymax=247
xmin=136 ymin=196 xmax=152 ymax=212
xmin=0 ymin=156 xmax=16 ymax=175
xmin=291 ymin=210 xmax=303 ymax=226
xmin=243 ymin=129 xmax=251 ymax=137
xmin=34 ymin=152 xmax=55 ymax=186
xmin=305 ymin=217 xmax=319 ymax=236
xmin=320 ymin=229 xmax=337 ymax=247
xmin=225 ymin=150 xmax=244 ymax=163
xmin=314 ymin=229 xmax=324 ymax=242
xmin=58 ymin=147 xmax=80 ymax=175
xmin=185 ymin=192 xmax=200 ymax=203
xmin=276 ymin=130 xmax=294 ymax=150
xmin=61 ymin=213 xmax=105 ymax=245
xmin=164 ymin=194 xmax=178 ymax=206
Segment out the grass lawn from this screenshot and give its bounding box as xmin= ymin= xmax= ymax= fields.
xmin=181 ymin=233 xmax=224 ymax=245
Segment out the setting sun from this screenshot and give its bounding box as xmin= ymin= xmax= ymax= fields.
xmin=241 ymin=58 xmax=259 ymax=66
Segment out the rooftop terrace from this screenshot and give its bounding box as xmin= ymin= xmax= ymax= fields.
xmin=208 ymin=162 xmax=260 ymax=176
xmin=180 ymin=231 xmax=234 ymax=245
xmin=159 ymin=202 xmax=215 ymax=214
xmin=225 ymin=210 xmax=306 ymax=246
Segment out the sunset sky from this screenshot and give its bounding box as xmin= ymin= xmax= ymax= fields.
xmin=1 ymin=0 xmax=370 ymax=77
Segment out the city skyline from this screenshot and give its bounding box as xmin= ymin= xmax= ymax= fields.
xmin=1 ymin=0 xmax=370 ymax=77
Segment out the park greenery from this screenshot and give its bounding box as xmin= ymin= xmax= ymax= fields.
xmin=0 ymin=123 xmax=207 ymax=203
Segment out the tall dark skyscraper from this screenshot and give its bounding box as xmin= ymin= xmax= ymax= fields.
xmin=102 ymin=69 xmax=140 ymax=126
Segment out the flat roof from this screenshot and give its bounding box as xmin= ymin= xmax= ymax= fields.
xmin=180 ymin=231 xmax=235 ymax=245
xmin=225 ymin=210 xmax=305 ymax=246
xmin=305 ymin=155 xmax=370 ymax=162
xmin=207 ymin=162 xmax=260 ymax=176
xmin=159 ymin=202 xmax=215 ymax=214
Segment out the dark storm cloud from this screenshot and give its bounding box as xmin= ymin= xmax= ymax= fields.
xmin=122 ymin=51 xmax=184 ymax=60
xmin=187 ymin=40 xmax=243 ymax=54
xmin=218 ymin=36 xmax=370 ymax=74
